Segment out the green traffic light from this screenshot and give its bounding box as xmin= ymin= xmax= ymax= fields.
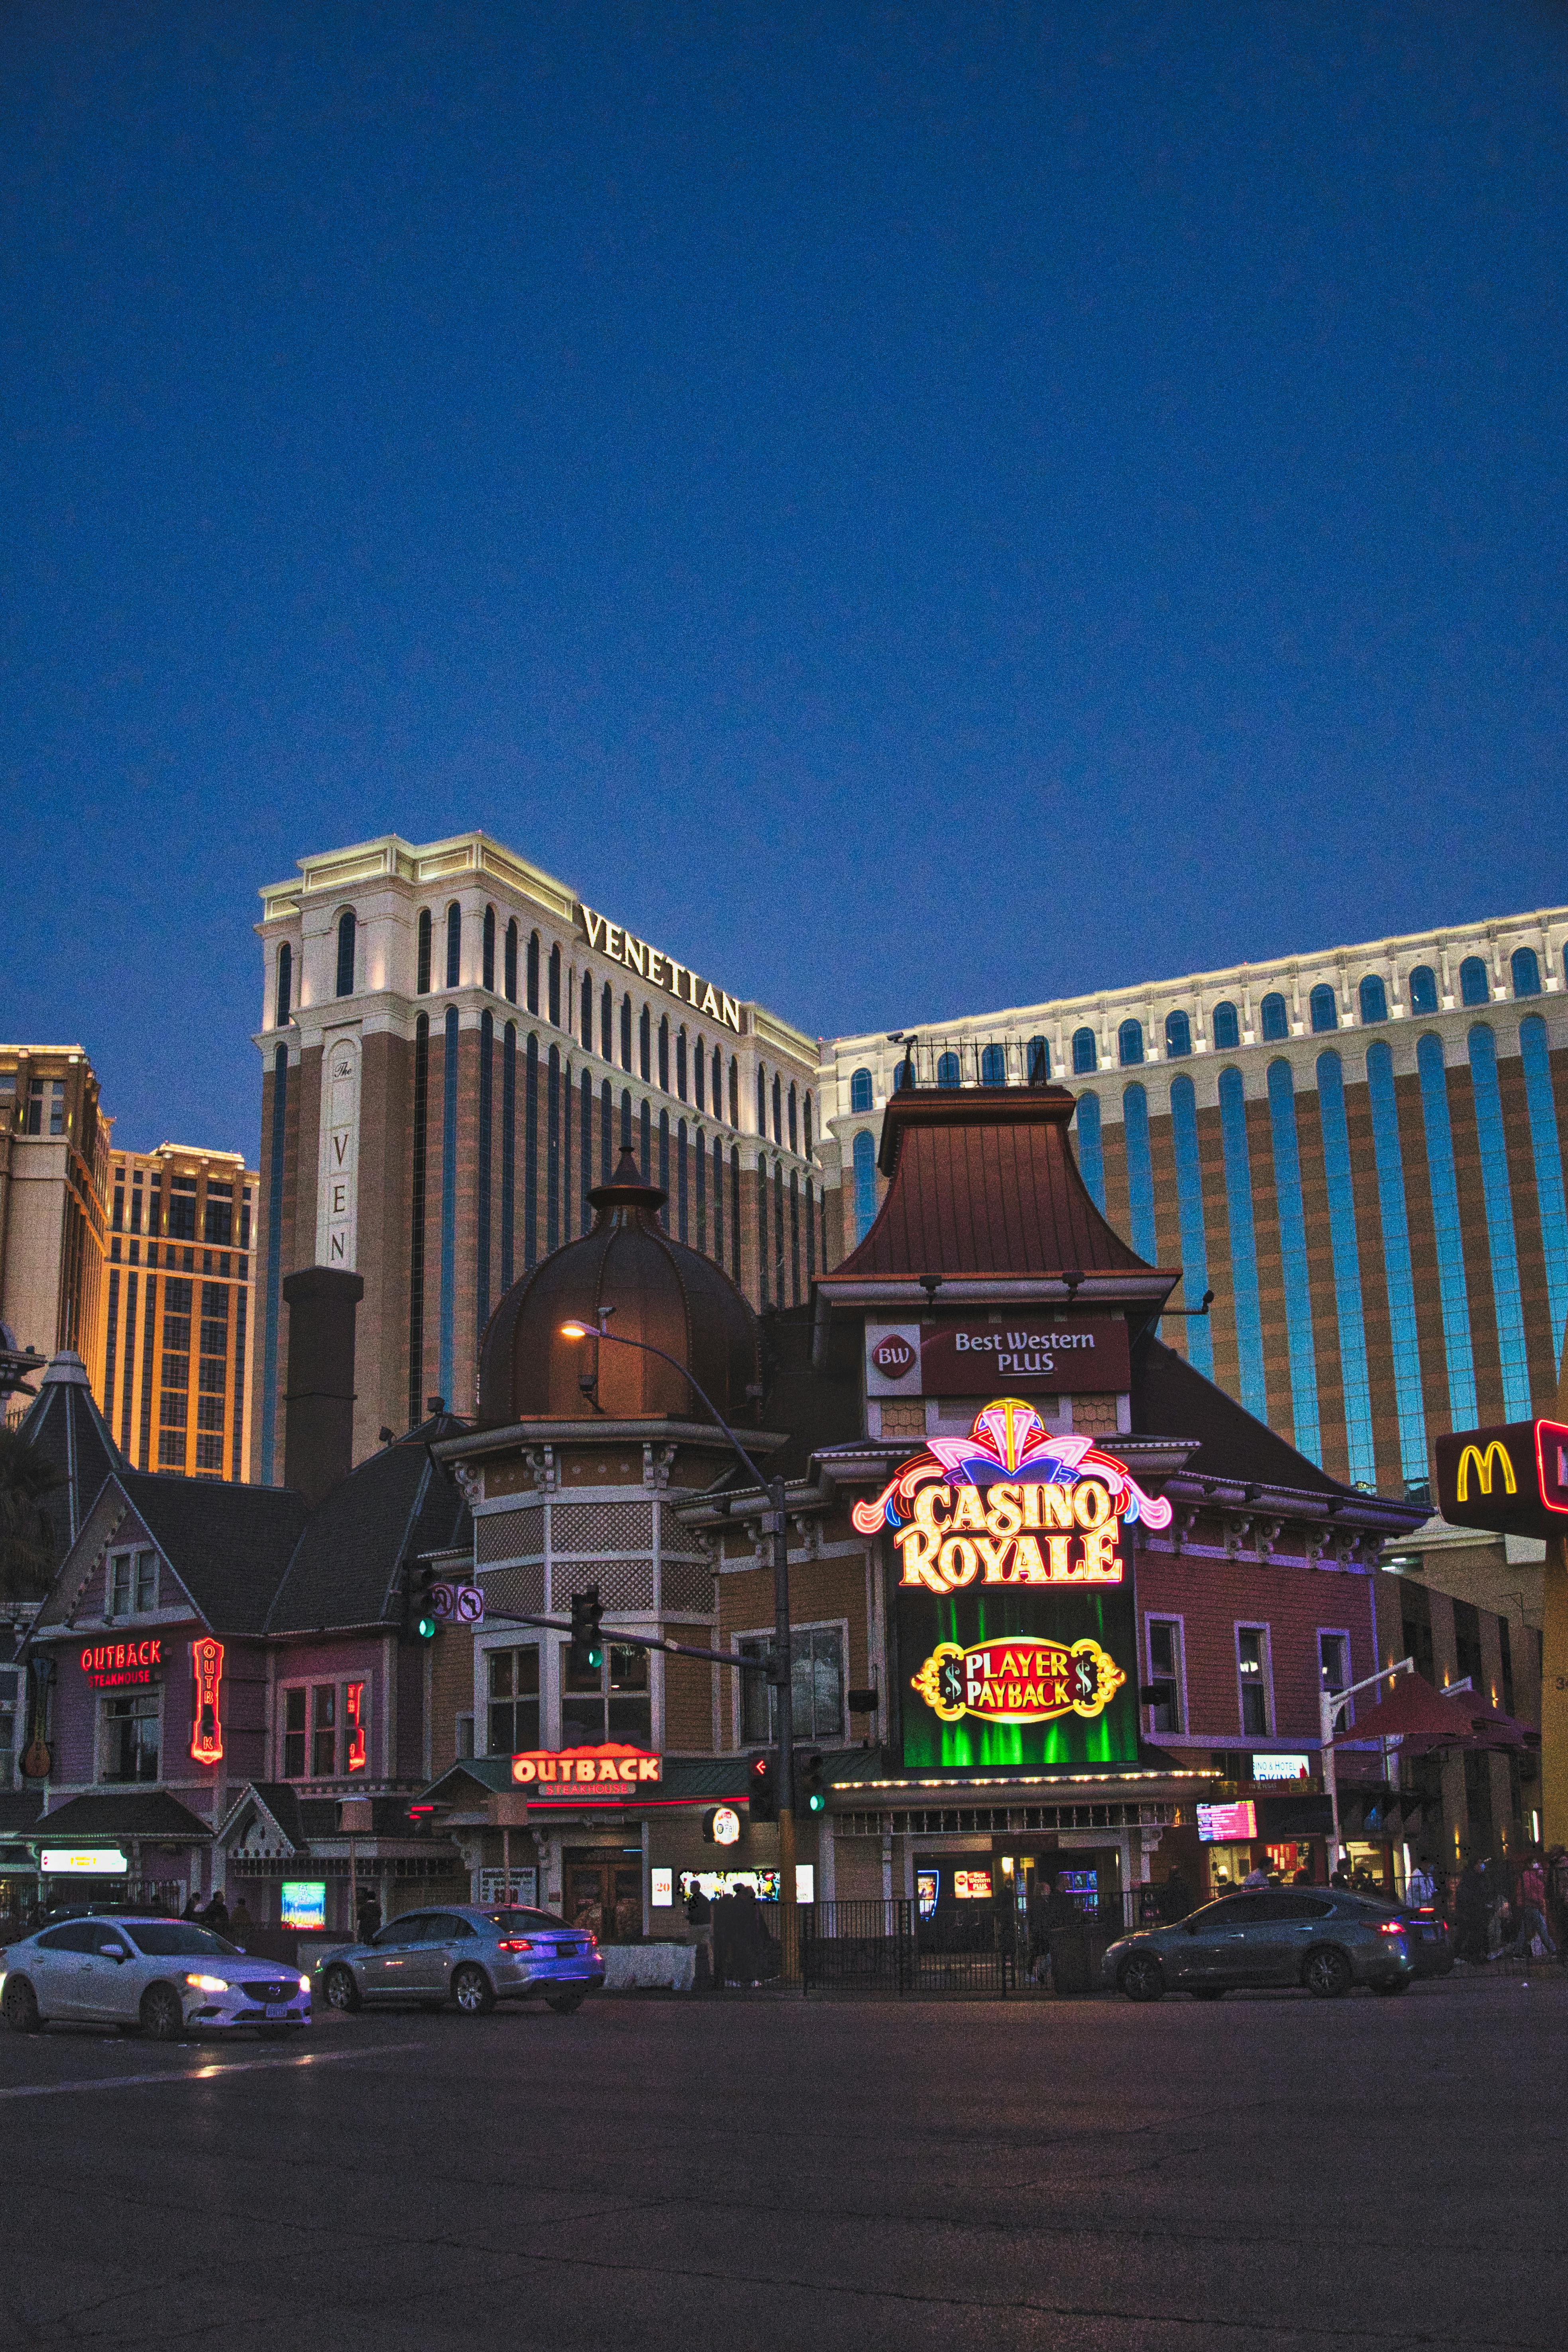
xmin=808 ymin=1790 xmax=826 ymax=1812
xmin=417 ymin=1614 xmax=438 ymax=1640
xmin=587 ymin=1644 xmax=603 ymax=1670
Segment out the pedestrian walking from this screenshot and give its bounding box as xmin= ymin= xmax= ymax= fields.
xmin=201 ymin=1890 xmax=229 ymax=1935
xmin=1242 ymin=1864 xmax=1269 ymax=1890
xmin=1407 ymin=1855 xmax=1436 ymax=1909
xmin=1496 ymin=1855 xmax=1556 ymax=1959
xmin=356 ymin=1891 xmax=382 ymax=1941
xmin=1157 ymin=1867 xmax=1193 ymax=1922
xmin=228 ymin=1895 xmax=254 ymax=1949
xmin=1453 ymin=1858 xmax=1488 ymax=1965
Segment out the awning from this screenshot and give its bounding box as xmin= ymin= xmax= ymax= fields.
xmin=1330 ymin=1674 xmax=1535 ymax=1753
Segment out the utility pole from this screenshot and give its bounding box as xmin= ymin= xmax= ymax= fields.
xmin=1320 ymin=1656 xmax=1413 ymax=1868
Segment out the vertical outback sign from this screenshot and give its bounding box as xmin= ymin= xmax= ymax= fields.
xmin=853 ymin=1399 xmax=1169 ymax=1774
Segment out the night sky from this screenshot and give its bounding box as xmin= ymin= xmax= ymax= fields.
xmin=5 ymin=5 xmax=1565 ymax=1158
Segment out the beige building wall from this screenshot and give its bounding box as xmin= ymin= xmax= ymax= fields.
xmin=0 ymin=1046 xmax=111 ymax=1397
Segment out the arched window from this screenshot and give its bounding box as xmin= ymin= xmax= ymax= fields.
xmin=803 ymin=1093 xmax=813 ymax=1156
xmin=1026 ymin=1036 xmax=1049 ymax=1083
xmin=1260 ymin=992 xmax=1289 ymax=1041
xmin=936 ymin=1051 xmax=961 ymax=1088
xmin=1071 ymin=1027 xmax=1097 ymax=1076
xmin=639 ymin=1004 xmax=651 ymax=1081
xmin=417 ymin=909 xmax=432 ymax=995
xmin=581 ymin=971 xmax=593 ymax=1050
xmin=1460 ymin=955 xmax=1489 ymax=1008
xmin=620 ymin=994 xmax=632 ymax=1071
xmin=1408 ymin=964 xmax=1438 ymax=1014
xmin=1117 ymin=1019 xmax=1144 ymax=1068
xmin=694 ymin=1036 xmax=705 ymax=1112
xmin=1211 ymin=1000 xmax=1240 ymax=1051
xmin=980 ymin=1043 xmax=1006 ymax=1087
xmin=772 ymin=1073 xmax=783 ymax=1143
xmin=336 ymin=908 xmax=356 ymax=998
xmin=676 ymin=1116 xmax=688 ymax=1241
xmin=850 ymin=1068 xmax=873 ymax=1113
xmin=601 ymin=982 xmax=613 ymax=1060
xmin=756 ymin=1065 xmax=767 ymax=1133
xmin=503 ymin=918 xmax=518 ymax=1004
xmin=676 ymin=1026 xmax=688 ymax=1100
xmin=1512 ymin=946 xmax=1542 ymax=999
xmin=728 ymin=1056 xmax=738 ymax=1128
xmin=658 ymin=1016 xmax=670 ymax=1093
xmin=853 ymin=1128 xmax=877 ymax=1242
xmin=893 ymin=1058 xmax=914 ymax=1090
xmin=620 ymin=1088 xmax=632 ymax=1151
xmin=1358 ymin=974 xmax=1387 ymax=1026
xmin=275 ymin=942 xmax=292 ymax=1026
xmin=599 ymin=1077 xmax=612 ymax=1181
xmin=548 ymin=943 xmax=561 ymax=1027
xmin=639 ymin=1097 xmax=651 ymax=1182
xmin=788 ymin=1083 xmax=798 ymax=1150
xmin=482 ymin=906 xmax=496 ymax=993
xmin=1164 ymin=1011 xmax=1191 ymax=1059
xmin=658 ymin=1108 xmax=671 ymax=1226
xmin=445 ymin=903 xmax=461 ymax=990
xmin=526 ymin=930 xmax=540 ymax=1014
xmin=1309 ymin=984 xmax=1338 ymax=1034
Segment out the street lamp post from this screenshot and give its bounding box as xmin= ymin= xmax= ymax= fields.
xmin=1320 ymin=1654 xmax=1413 ymax=1871
xmin=560 ymin=1317 xmax=800 ymax=1975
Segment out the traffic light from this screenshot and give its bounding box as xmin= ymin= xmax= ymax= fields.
xmin=569 ymin=1586 xmax=605 ymax=1678
xmin=747 ymin=1751 xmax=776 ymax=1822
xmin=801 ymin=1752 xmax=827 ymax=1814
xmin=411 ymin=1561 xmax=441 ymax=1641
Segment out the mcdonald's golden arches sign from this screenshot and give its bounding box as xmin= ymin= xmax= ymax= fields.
xmin=1434 ymin=1419 xmax=1568 ymax=1540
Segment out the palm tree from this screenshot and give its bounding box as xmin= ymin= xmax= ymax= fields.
xmin=0 ymin=1425 xmax=63 ymax=1602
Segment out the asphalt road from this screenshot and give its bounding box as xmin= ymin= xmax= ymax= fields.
xmin=0 ymin=1973 xmax=1562 ymax=2352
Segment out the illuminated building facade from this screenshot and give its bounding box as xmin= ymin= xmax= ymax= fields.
xmin=97 ymin=1145 xmax=259 ymax=1482
xmin=825 ymin=906 xmax=1568 ymax=1503
xmin=0 ymin=1045 xmax=112 ymax=1392
xmin=252 ymin=831 xmax=824 ymax=1479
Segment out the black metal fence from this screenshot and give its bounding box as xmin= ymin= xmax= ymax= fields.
xmin=800 ymin=1898 xmax=1124 ymax=1996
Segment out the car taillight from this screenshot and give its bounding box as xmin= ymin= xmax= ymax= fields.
xmin=1377 ymin=1922 xmax=1405 ymax=1937
xmin=495 ymin=1938 xmax=535 ymax=1952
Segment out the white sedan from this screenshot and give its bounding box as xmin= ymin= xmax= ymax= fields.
xmin=1 ymin=1915 xmax=311 ymax=2040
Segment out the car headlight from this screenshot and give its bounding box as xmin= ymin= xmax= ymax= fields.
xmin=297 ymin=1975 xmax=311 ymax=1993
xmin=185 ymin=1973 xmax=229 ymax=1993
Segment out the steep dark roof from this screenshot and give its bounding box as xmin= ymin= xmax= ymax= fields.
xmin=0 ymin=1791 xmax=44 ymax=1834
xmin=824 ymin=1087 xmax=1171 ymax=1288
xmin=11 ymin=1352 xmax=126 ymax=1576
xmin=265 ymin=1417 xmax=470 ymax=1634
xmin=38 ymin=1790 xmax=213 ymax=1840
xmin=118 ymin=1471 xmax=308 ymax=1635
xmin=1131 ymin=1334 xmax=1427 ymax=1529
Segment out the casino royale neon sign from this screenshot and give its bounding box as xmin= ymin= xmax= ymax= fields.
xmin=577 ymin=906 xmax=743 ymax=1033
xmin=853 ymin=1399 xmax=1171 ymax=1594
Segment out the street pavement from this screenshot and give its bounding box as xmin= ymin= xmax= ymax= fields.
xmin=0 ymin=1973 xmax=1562 ymax=2351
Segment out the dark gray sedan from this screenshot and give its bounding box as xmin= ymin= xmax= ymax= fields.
xmin=1102 ymin=1889 xmax=1414 ymax=2001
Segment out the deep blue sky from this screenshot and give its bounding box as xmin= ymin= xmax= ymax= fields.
xmin=5 ymin=4 xmax=1565 ymax=1159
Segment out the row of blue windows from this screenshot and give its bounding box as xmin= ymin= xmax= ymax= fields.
xmin=924 ymin=947 xmax=1558 ymax=1084
xmin=851 ymin=1037 xmax=1051 ymax=1108
xmin=1069 ymin=1015 xmax=1568 ymax=1489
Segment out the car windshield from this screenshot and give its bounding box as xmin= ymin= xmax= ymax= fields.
xmin=124 ymin=1923 xmax=241 ymax=1958
xmin=479 ymin=1908 xmax=571 ymax=1932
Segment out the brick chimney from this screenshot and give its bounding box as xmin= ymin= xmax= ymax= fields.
xmin=282 ymin=1266 xmax=364 ymax=1508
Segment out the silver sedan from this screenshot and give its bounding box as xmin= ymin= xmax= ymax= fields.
xmin=1 ymin=1915 xmax=311 ymax=2039
xmin=320 ymin=1904 xmax=604 ymax=2016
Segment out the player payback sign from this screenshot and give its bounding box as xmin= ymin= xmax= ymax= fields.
xmin=865 ymin=1316 xmax=1130 ymax=1397
xmin=852 ymin=1399 xmax=1169 ymax=1775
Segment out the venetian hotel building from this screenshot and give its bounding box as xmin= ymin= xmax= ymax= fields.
xmin=825 ymin=906 xmax=1568 ymax=1503
xmin=253 ymin=832 xmax=824 ymax=1479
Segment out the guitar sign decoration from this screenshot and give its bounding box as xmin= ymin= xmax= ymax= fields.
xmin=190 ymin=1638 xmax=224 ymax=1765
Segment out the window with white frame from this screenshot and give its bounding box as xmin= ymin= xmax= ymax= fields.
xmin=102 ymin=1692 xmax=159 ymax=1783
xmin=1236 ymin=1625 xmax=1272 ymax=1738
xmin=486 ymin=1646 xmax=540 ymax=1755
xmin=279 ymin=1679 xmax=369 ymax=1778
xmin=559 ymin=1641 xmax=651 ymax=1747
xmin=1145 ymin=1617 xmax=1184 ymax=1735
xmin=737 ymin=1625 xmax=847 ymax=1746
xmin=1319 ymin=1630 xmax=1352 ymax=1730
xmin=107 ymin=1548 xmax=158 ymax=1617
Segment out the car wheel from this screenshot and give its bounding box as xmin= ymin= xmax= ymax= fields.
xmin=545 ymin=1992 xmax=584 ymax=2015
xmin=322 ymin=1965 xmax=362 ymax=2014
xmin=2 ymin=1977 xmax=42 ymax=2034
xmin=1189 ymin=1987 xmax=1226 ymax=2001
xmin=452 ymin=1964 xmax=495 ymax=2016
xmin=1118 ymin=1952 xmax=1165 ymax=2003
xmin=1371 ymin=1976 xmax=1410 ymax=1996
xmin=140 ymin=1985 xmax=185 ymax=2043
xmin=1302 ymin=1945 xmax=1354 ymax=2000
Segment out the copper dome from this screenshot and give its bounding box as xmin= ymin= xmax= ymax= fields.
xmin=477 ymin=1148 xmax=763 ymax=1426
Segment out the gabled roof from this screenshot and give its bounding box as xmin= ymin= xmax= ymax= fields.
xmin=1131 ymin=1335 xmax=1427 ymax=1532
xmin=265 ymin=1417 xmax=470 ymax=1634
xmin=821 ymin=1087 xmax=1176 ymax=1301
xmin=38 ymin=1790 xmax=213 ymax=1841
xmin=116 ymin=1471 xmax=308 ymax=1634
xmin=11 ymin=1352 xmax=126 ymax=1577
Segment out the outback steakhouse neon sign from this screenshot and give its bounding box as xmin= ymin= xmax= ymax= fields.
xmin=80 ymin=1638 xmax=163 ymax=1690
xmin=511 ymin=1742 xmax=662 ymax=1793
xmin=912 ymin=1635 xmax=1124 ymax=1726
xmin=854 ymin=1398 xmax=1171 ymax=1592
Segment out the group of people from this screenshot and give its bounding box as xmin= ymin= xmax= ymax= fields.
xmin=684 ymin=1882 xmax=778 ymax=1988
xmin=182 ymin=1888 xmax=252 ymax=1945
xmin=1450 ymin=1849 xmax=1562 ymax=1964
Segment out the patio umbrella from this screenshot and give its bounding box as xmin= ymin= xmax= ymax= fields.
xmin=1326 ymin=1671 xmax=1486 ymax=1753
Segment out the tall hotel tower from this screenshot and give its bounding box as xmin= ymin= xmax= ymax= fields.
xmin=253 ymin=833 xmax=824 ymax=1480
